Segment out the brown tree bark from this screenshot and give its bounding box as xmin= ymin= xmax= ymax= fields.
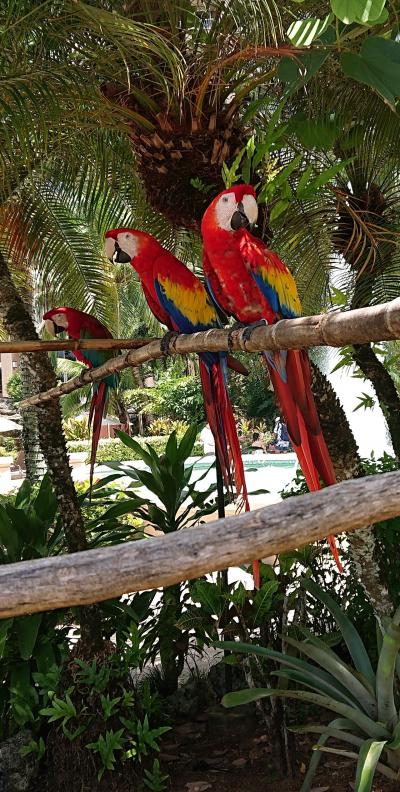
xmin=19 ymin=354 xmax=47 ymax=481
xmin=0 ymin=251 xmax=101 ymax=650
xmin=311 ymin=362 xmax=393 ymax=619
xmin=352 ymin=342 xmax=400 ymax=460
xmin=1 ymin=467 xmax=400 ymax=619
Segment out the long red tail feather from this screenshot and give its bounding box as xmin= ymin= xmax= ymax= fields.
xmin=88 ymin=381 xmax=107 ymax=496
xmin=199 ymin=359 xmax=260 ymax=586
xmin=264 ymin=350 xmax=343 ymax=573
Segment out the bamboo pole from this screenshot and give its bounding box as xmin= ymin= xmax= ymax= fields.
xmin=0 ymin=469 xmax=399 ymax=618
xmin=0 ymin=338 xmax=158 ymax=354
xmin=19 ymin=298 xmax=400 ymax=409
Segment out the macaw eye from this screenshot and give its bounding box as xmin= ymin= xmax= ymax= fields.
xmin=222 ymin=196 xmax=229 ymax=203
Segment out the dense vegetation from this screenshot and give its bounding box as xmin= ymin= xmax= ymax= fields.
xmin=1 ymin=1 xmax=400 ymax=790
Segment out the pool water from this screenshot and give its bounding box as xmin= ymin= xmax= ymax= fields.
xmin=187 ymin=452 xmax=298 ymax=507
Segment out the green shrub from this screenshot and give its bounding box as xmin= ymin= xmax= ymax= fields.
xmin=0 ymin=436 xmax=18 ymax=460
xmin=68 ymin=436 xmax=203 ymax=463
xmin=138 ymin=375 xmax=205 ymax=424
xmin=63 ymin=415 xmax=90 ymax=441
xmin=39 ymin=653 xmax=169 ymax=784
xmin=147 ymin=418 xmax=189 ymax=437
xmin=6 ymin=372 xmax=22 ymax=405
xmin=221 ymin=580 xmax=400 ymax=791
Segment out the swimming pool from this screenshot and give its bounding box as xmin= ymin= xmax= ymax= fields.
xmin=187 ymin=452 xmax=298 ymax=507
xmin=70 ymin=451 xmax=298 ymax=508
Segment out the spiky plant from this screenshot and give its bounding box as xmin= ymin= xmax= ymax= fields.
xmin=220 ymin=580 xmax=400 ymax=790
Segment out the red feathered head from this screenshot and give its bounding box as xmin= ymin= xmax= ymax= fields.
xmin=104 ymin=227 xmax=160 ymax=264
xmin=43 ymin=307 xmax=110 ymax=339
xmin=201 ymin=184 xmax=258 ymax=235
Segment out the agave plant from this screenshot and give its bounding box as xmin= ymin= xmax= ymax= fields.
xmin=220 ymin=580 xmax=400 ymax=789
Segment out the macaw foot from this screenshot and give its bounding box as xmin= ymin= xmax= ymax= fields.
xmin=227 ymin=321 xmax=246 ymax=351
xmin=160 ymin=330 xmax=180 ymax=357
xmin=241 ymin=319 xmax=268 ymax=345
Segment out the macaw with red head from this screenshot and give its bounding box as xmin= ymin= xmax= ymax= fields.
xmin=201 ymin=184 xmax=342 ymax=572
xmin=104 ymin=228 xmax=261 ymax=585
xmin=43 ymin=306 xmax=119 ymax=492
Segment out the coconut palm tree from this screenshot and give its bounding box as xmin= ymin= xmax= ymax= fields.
xmin=0 ymin=0 xmax=182 ymax=651
xmin=1 ymin=0 xmax=398 ymax=625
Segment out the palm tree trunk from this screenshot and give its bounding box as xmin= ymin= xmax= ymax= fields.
xmin=352 ymin=343 xmax=400 ymax=460
xmin=19 ymin=354 xmax=47 ymax=481
xmin=311 ymin=362 xmax=393 ymax=619
xmin=0 ymin=251 xmax=102 ymax=651
xmin=158 ymin=583 xmax=184 ymax=695
xmin=132 ymin=366 xmax=145 ymax=435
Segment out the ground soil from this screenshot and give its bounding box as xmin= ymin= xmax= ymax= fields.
xmin=29 ymin=702 xmax=399 ymax=791
xmin=164 ymin=709 xmax=398 ymax=792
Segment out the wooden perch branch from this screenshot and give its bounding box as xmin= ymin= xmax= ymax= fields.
xmin=19 ymin=298 xmax=400 ymax=409
xmin=1 ymin=469 xmax=400 ymax=618
xmin=0 ymin=337 xmax=158 ymax=354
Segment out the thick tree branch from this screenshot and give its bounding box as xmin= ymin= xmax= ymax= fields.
xmin=0 ymin=337 xmax=157 ymax=353
xmin=20 ymin=299 xmax=400 ymax=409
xmin=1 ymin=470 xmax=400 ymax=619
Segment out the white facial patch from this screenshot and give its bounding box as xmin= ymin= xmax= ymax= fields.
xmin=242 ymin=193 xmax=258 ymax=226
xmin=104 ymin=236 xmax=116 ymax=260
xmin=215 ymin=192 xmax=238 ymax=231
xmin=117 ymin=232 xmax=139 ymax=260
xmin=44 ymin=319 xmax=56 ymax=336
xmin=51 ymin=312 xmax=69 ymax=329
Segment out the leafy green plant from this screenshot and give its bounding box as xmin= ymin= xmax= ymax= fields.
xmin=0 ymin=436 xmax=17 ymax=456
xmin=5 ymin=372 xmax=22 ymax=405
xmin=87 ymin=728 xmax=125 ymax=780
xmin=39 ymin=649 xmax=169 ymax=785
xmin=63 ymin=415 xmax=91 ymax=441
xmin=67 ymin=435 xmax=203 ymax=464
xmin=20 ymin=736 xmax=46 ymax=761
xmin=122 ymin=714 xmax=170 ymax=760
xmin=148 ymin=417 xmax=189 ymax=438
xmin=39 ymin=690 xmax=86 ymax=741
xmin=178 ymin=575 xmax=279 ymax=649
xmin=0 ymin=475 xmax=69 ymax=736
xmin=222 ymin=100 xmax=352 ymax=225
xmin=221 ymin=580 xmax=400 ymax=789
xmin=136 ymin=374 xmax=206 ymax=425
xmin=105 ymin=425 xmax=219 ymax=693
xmin=143 ymin=758 xmax=169 ymax=791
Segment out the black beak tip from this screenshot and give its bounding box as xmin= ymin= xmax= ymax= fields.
xmin=112 ymin=241 xmax=131 ymax=264
xmin=231 ymin=210 xmax=250 ymax=231
xmin=115 ymin=249 xmax=132 ymax=264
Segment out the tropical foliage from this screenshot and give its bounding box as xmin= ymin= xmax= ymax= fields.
xmin=221 ymin=580 xmax=400 ymax=789
xmin=2 ymin=2 xmax=400 ymax=789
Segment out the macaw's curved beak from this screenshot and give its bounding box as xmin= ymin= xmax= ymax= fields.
xmin=44 ymin=318 xmax=64 ymax=336
xmin=114 ymin=241 xmax=131 ymax=264
xmin=231 ymin=201 xmax=250 ymax=231
xmin=104 ymin=236 xmax=131 ymax=264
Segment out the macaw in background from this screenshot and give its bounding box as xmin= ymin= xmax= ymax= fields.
xmin=201 ymin=184 xmax=343 ymax=572
xmin=104 ymin=228 xmax=260 ymax=585
xmin=43 ymin=306 xmax=119 ymax=493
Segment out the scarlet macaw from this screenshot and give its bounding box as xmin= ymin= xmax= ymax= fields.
xmin=104 ymin=228 xmax=259 ymax=582
xmin=43 ymin=306 xmax=119 ymax=492
xmin=201 ymin=184 xmax=342 ymax=572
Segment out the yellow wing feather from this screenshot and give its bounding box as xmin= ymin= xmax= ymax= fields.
xmin=158 ymin=275 xmax=218 ymax=328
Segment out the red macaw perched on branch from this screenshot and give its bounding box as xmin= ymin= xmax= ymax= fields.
xmin=201 ymin=184 xmax=343 ymax=572
xmin=104 ymin=228 xmax=260 ymax=583
xmin=43 ymin=307 xmax=119 ymax=492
